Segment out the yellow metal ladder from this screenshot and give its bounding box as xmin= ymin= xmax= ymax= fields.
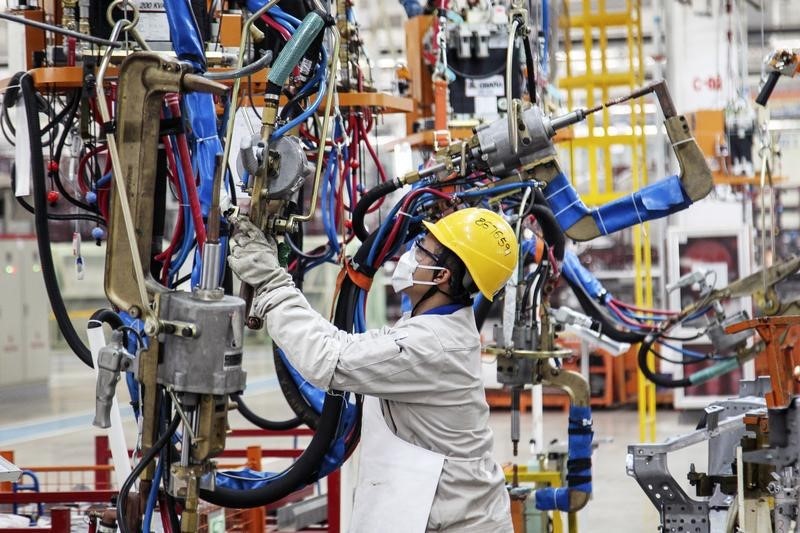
xmin=559 ymin=0 xmax=656 ymax=442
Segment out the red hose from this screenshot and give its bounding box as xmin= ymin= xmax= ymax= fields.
xmin=261 ymin=14 xmax=291 ymax=41
xmin=375 ymin=188 xmax=452 ymax=265
xmin=165 ymin=94 xmax=207 ymax=251
xmin=155 ymin=135 xmax=185 ymax=284
xmin=610 ymin=298 xmax=678 ymax=316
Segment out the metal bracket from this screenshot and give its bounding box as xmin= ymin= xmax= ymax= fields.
xmin=627 ymin=381 xmax=769 ymax=531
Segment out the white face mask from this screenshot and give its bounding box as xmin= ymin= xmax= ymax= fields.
xmin=391 ymin=245 xmax=446 ymax=294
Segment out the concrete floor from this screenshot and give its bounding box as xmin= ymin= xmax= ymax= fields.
xmin=0 ymin=346 xmax=711 ymax=532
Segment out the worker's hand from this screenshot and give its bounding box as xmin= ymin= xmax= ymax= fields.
xmin=228 ymin=216 xmax=289 ymax=292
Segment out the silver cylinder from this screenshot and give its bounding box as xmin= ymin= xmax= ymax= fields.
xmin=199 ymin=242 xmax=222 ymax=291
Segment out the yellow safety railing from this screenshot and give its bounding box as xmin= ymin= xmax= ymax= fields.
xmin=559 ymin=0 xmax=656 ymax=442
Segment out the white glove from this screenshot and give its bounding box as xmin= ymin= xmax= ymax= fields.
xmin=227 ymin=216 xmax=292 ymax=293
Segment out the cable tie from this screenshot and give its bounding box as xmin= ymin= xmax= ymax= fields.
xmin=671 ymin=137 xmax=695 ymax=148
xmin=594 ymin=208 xmax=608 ymax=235
xmin=544 ymin=182 xmax=572 ymax=200
xmin=553 ymin=198 xmax=581 ymax=219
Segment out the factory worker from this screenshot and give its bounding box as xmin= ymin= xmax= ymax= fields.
xmin=228 ymin=207 xmax=517 ymax=533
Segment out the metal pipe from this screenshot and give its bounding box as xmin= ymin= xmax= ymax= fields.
xmin=95 ymin=17 xmax=151 ymax=320
xmin=0 ymin=11 xmax=122 ymax=47
xmin=288 ymin=26 xmax=342 ymax=226
xmin=203 ymin=50 xmax=273 ymax=80
xmin=219 ymin=0 xmax=282 ymax=192
xmin=506 ymin=19 xmax=520 ymax=155
xmin=199 ymin=242 xmax=222 ymax=291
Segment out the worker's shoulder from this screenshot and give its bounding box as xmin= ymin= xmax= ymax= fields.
xmin=399 ymin=307 xmax=480 ymax=351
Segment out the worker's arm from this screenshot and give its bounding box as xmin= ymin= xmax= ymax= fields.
xmin=256 ymin=283 xmax=445 ymax=401
xmin=229 ymin=218 xmax=445 ymax=401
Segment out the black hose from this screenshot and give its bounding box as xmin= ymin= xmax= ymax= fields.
xmin=474 ymin=294 xmax=495 ymax=331
xmin=529 ymin=204 xmax=565 ymax=261
xmin=231 ymin=392 xmax=303 ymax=431
xmin=117 ymin=414 xmax=181 ymax=533
xmin=200 ymin=391 xmax=344 ymax=508
xmin=522 ymin=35 xmax=537 ymax=104
xmin=89 ymin=308 xmax=124 ymax=330
xmin=21 ymin=73 xmax=94 ymax=368
xmin=564 ymin=276 xmax=645 ymax=344
xmin=637 ymin=334 xmax=691 ymax=388
xmin=272 ymin=346 xmax=320 ymax=429
xmin=352 ymin=179 xmax=401 ymax=242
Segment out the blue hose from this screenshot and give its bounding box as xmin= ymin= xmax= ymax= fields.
xmin=269 ymin=5 xmax=302 ymax=27
xmin=142 ymin=458 xmax=163 ymax=532
xmin=535 ymin=405 xmax=593 ymax=511
xmin=456 ymin=181 xmax=537 ymax=198
xmin=168 ymin=138 xmax=195 ymax=284
xmin=271 ymin=47 xmax=328 ymax=140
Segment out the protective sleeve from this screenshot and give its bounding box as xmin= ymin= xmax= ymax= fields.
xmin=254 ymin=284 xmax=446 ymax=401
xmin=543 ymin=171 xmax=692 ymax=236
xmin=535 ymin=405 xmax=593 ymax=512
xmin=561 ymin=250 xmax=609 ymax=302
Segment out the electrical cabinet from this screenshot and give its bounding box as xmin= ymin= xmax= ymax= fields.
xmin=0 ymin=237 xmax=50 ymax=386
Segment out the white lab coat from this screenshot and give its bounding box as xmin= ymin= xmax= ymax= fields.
xmin=253 ymin=279 xmax=513 ymax=532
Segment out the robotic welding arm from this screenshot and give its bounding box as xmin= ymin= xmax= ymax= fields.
xmin=530 ymin=82 xmax=712 ymax=241
xmin=386 ymin=80 xmax=711 ymax=242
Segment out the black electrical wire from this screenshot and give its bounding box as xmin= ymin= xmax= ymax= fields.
xmin=0 ymin=111 xmax=14 ymax=145
xmin=89 ymin=308 xmax=124 ymax=330
xmin=231 ymin=392 xmax=303 ymax=431
xmin=13 ymin=164 xmax=106 ymax=224
xmin=246 ymin=75 xmax=262 ymax=121
xmin=447 ymin=61 xmax=507 ymax=80
xmin=49 ymin=90 xmax=101 ymax=215
xmin=226 ymin=170 xmax=237 ymax=206
xmin=117 ymin=414 xmax=181 ymax=533
xmin=522 ymin=34 xmax=537 ymax=104
xmin=2 ymin=72 xmax=59 ymax=146
xmin=20 ymin=72 xmax=94 ymax=368
xmin=118 ymin=326 xmax=144 ymax=349
xmin=637 ymin=334 xmax=691 ymax=388
xmin=173 ymin=273 xmax=192 ymax=288
xmin=14 ymin=192 xmax=107 ymax=224
xmin=0 ymin=12 xmax=123 ymax=47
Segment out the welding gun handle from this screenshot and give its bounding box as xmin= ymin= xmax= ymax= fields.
xmin=93 ymin=345 xmax=123 ymax=429
xmin=240 ymin=282 xmax=263 ymax=330
xmin=756 ymin=71 xmax=781 ymax=107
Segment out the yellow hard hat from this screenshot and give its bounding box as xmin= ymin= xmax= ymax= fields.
xmin=422 ymin=208 xmax=519 ymax=301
